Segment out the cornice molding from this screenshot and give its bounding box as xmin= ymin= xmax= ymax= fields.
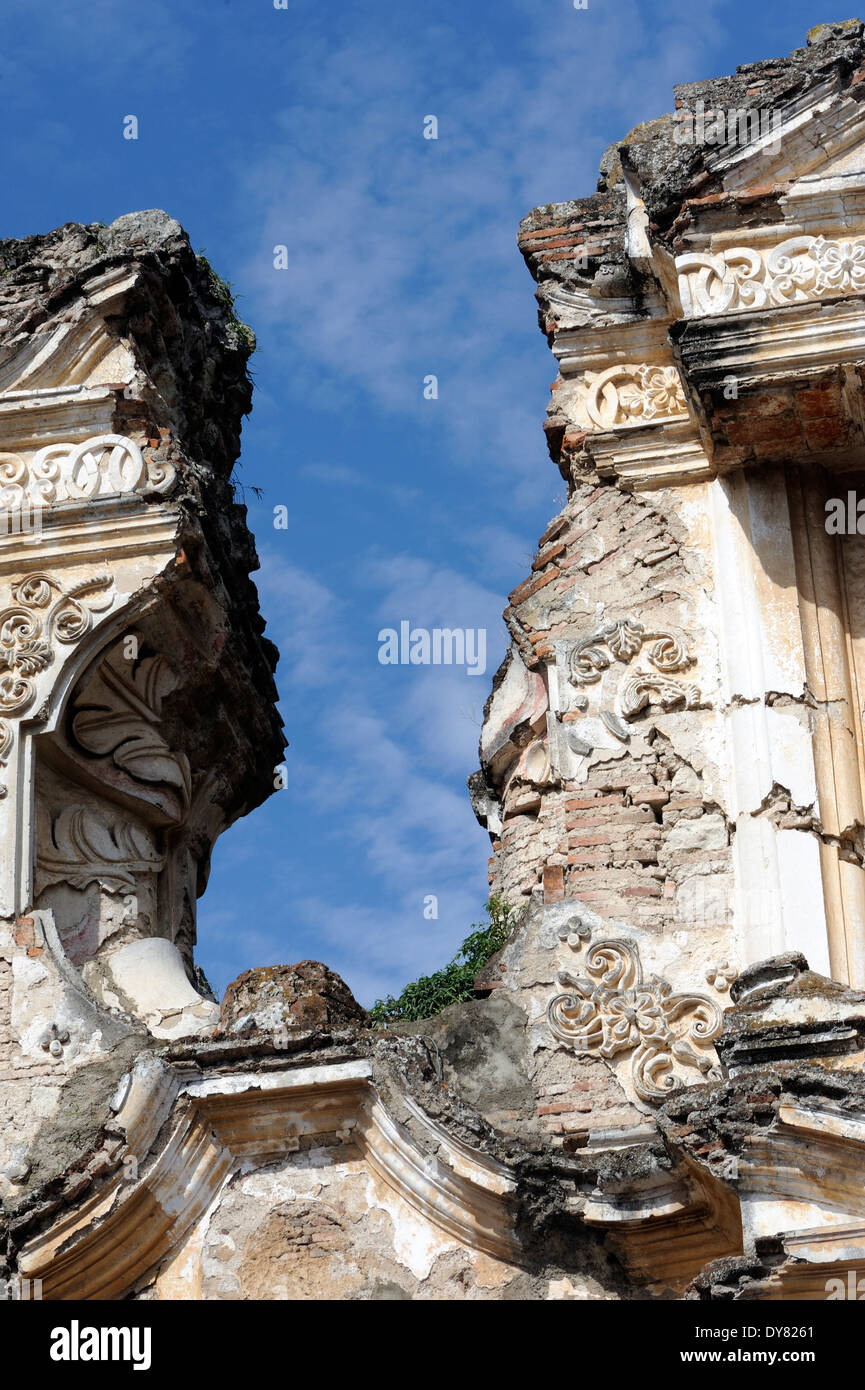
xmin=16 ymin=1057 xmax=523 ymax=1298
xmin=18 ymin=1044 xmax=865 ymax=1299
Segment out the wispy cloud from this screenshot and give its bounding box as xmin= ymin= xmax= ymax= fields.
xmin=235 ymin=1 xmax=730 ymax=506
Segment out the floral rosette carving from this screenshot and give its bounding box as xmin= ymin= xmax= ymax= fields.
xmin=585 ymin=365 xmax=688 ymax=431
xmin=547 ymin=937 xmax=722 ymax=1103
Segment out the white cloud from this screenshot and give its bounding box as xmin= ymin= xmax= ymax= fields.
xmin=232 ymin=1 xmax=730 ymax=509
xmin=254 ymin=547 xmax=346 ymax=689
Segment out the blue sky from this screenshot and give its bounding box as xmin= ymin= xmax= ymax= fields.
xmin=2 ymin=0 xmax=823 ymax=1003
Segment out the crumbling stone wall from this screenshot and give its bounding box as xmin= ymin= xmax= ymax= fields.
xmin=467 ymin=18 xmax=865 ymax=1155
xmin=486 ymin=478 xmax=731 ymax=929
xmin=470 ymin=470 xmax=738 ymax=1139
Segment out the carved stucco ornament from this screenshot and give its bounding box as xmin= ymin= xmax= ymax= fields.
xmin=0 ymin=572 xmax=115 ymax=791
xmin=565 ymin=618 xmax=700 ymax=731
xmin=71 ymin=642 xmax=192 ymax=815
xmin=705 ymin=960 xmax=738 ymax=993
xmin=568 ymin=620 xmax=690 ymax=687
xmin=39 ymin=1022 xmax=71 ymax=1062
xmin=36 ymin=803 xmax=164 ymax=894
xmin=547 ymin=937 xmax=723 ymax=1103
xmin=0 ymin=434 xmax=174 ymax=510
xmin=619 ymin=670 xmax=701 ymax=718
xmin=584 ymin=365 xmax=689 ymax=430
xmin=676 ymin=233 xmax=865 ymax=318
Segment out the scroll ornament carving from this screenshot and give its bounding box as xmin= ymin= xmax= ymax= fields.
xmin=0 ymin=434 xmax=174 ymax=510
xmin=547 ymin=936 xmax=723 ymax=1104
xmin=0 ymin=573 xmax=115 ymax=788
xmin=584 ymin=365 xmax=688 ymax=430
xmin=677 ymin=234 xmax=865 ymax=317
xmin=566 ymin=619 xmax=700 ymax=723
xmin=619 ymin=670 xmax=701 ymax=718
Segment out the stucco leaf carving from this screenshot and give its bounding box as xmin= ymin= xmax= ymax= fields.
xmin=36 ymin=803 xmax=164 ymax=893
xmin=566 ymin=620 xmax=694 ymax=689
xmin=619 ymin=671 xmax=701 ymax=718
xmin=561 ymin=619 xmax=701 ymax=748
xmin=71 ymin=644 xmax=191 ymax=808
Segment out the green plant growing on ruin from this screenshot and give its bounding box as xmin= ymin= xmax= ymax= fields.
xmin=368 ymin=895 xmax=518 ymax=1026
xmin=196 ymin=248 xmax=257 ymax=354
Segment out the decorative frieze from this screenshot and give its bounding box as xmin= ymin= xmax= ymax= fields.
xmin=677 ymin=233 xmax=865 ymax=318
xmin=0 ymin=434 xmax=173 ymax=511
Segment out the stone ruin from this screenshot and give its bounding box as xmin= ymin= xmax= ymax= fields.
xmin=6 ymin=21 xmax=865 ymax=1301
